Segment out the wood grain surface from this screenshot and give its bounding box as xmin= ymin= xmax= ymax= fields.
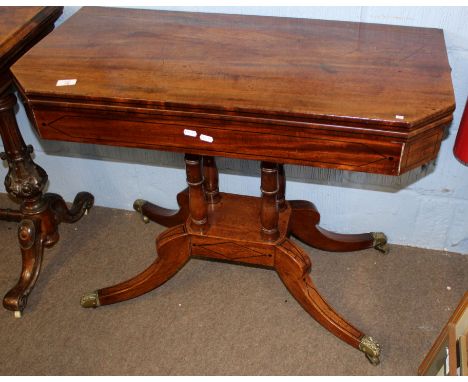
xmin=12 ymin=6 xmax=455 ymax=129
xmin=0 ymin=7 xmax=63 ymax=73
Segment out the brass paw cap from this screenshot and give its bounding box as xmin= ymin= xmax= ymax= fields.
xmin=80 ymin=291 xmax=100 ymax=308
xmin=359 ymin=335 xmax=381 ymax=366
xmin=371 ymin=232 xmax=389 ymax=255
xmin=133 ymin=199 xmax=146 ymax=212
xmin=133 ymin=199 xmax=150 ymax=223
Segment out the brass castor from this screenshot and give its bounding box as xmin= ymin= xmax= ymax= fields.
xmin=372 ymin=232 xmax=389 ymax=255
xmin=133 ymin=199 xmax=150 ymax=224
xmin=80 ymin=291 xmax=100 ymax=308
xmin=359 ymin=335 xmax=381 ymax=365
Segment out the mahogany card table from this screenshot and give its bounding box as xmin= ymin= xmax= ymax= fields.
xmin=0 ymin=7 xmax=94 ymax=318
xmin=11 ymin=7 xmax=455 ymax=364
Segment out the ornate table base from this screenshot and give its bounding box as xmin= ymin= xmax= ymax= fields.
xmin=0 ymin=75 xmax=94 ymax=317
xmin=81 ymin=155 xmax=386 ymax=365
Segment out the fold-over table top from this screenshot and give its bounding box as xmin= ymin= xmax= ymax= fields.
xmin=11 ymin=6 xmax=455 ymax=133
xmin=0 ymin=6 xmax=63 ymax=73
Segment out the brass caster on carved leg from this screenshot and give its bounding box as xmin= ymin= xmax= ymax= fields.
xmin=80 ymin=291 xmax=100 ymax=308
xmin=133 ymin=199 xmax=150 ymax=224
xmin=4 ymin=292 xmax=28 ymax=318
xmin=359 ymin=335 xmax=381 ymax=365
xmin=372 ymin=232 xmax=389 ymax=255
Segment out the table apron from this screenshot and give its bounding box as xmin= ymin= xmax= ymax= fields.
xmin=30 ymin=106 xmax=445 ymax=175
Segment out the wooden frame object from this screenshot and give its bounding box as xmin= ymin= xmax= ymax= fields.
xmin=418 ymin=292 xmax=468 ymax=376
xmin=10 ymin=7 xmax=455 ymax=365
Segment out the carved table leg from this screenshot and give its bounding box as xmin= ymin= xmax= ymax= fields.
xmin=133 ymin=188 xmax=189 ymax=227
xmin=277 ymin=164 xmax=387 ymax=253
xmin=80 ymin=153 xmax=207 ymax=308
xmin=275 ymin=237 xmax=381 ymax=365
xmin=2 ymin=193 xmax=93 ymax=317
xmin=0 ymin=75 xmax=94 ymax=316
xmin=81 ymin=224 xmax=191 ymax=307
xmin=288 ymin=200 xmax=388 ymax=254
xmin=3 ymin=218 xmax=44 ymax=316
xmin=0 ymin=208 xmax=22 ymax=222
xmin=44 ymin=192 xmax=93 ymax=224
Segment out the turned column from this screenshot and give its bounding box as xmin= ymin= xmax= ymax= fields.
xmin=277 ymin=164 xmax=286 ymax=211
xmin=0 ymin=75 xmax=48 ymax=212
xmin=203 ymin=156 xmax=220 ymax=204
xmin=260 ymin=161 xmax=279 ymax=241
xmin=185 ymin=154 xmax=208 ymax=233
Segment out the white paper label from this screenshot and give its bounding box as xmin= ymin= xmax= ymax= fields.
xmin=395 ymin=115 xmax=405 ymax=120
xmin=200 ymin=134 xmax=214 ymax=143
xmin=183 ymin=129 xmax=197 ymax=137
xmin=56 ymin=79 xmax=77 ymax=87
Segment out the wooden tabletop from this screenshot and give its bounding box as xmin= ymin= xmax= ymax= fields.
xmin=0 ymin=7 xmax=63 ymax=73
xmin=12 ymin=6 xmax=454 ymax=132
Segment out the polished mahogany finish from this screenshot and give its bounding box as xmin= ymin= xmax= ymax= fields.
xmin=12 ymin=7 xmax=454 ymax=175
xmin=260 ymin=162 xmax=280 ymax=241
xmin=203 ymin=156 xmax=220 ymax=204
xmin=12 ymin=7 xmax=455 ymax=364
xmin=185 ymin=154 xmax=209 ymax=233
xmin=0 ymin=7 xmax=61 ymax=74
xmin=0 ymin=7 xmax=94 ymax=316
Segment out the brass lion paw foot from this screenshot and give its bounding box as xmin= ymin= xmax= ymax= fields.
xmin=359 ymin=335 xmax=381 ymax=365
xmin=80 ymin=291 xmax=100 ymax=308
xmin=372 ymin=232 xmax=389 ymax=255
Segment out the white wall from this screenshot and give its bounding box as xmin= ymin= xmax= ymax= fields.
xmin=2 ymin=6 xmax=468 ymax=253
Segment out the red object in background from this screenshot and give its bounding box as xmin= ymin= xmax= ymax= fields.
xmin=454 ymin=98 xmax=468 ymax=165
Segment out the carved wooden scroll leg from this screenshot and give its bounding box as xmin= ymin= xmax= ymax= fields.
xmin=288 ymin=200 xmax=388 ymax=254
xmin=0 ymin=208 xmax=22 ymax=222
xmin=44 ymin=192 xmax=94 ymax=224
xmin=3 ymin=219 xmax=45 ymax=317
xmin=133 ymin=188 xmax=189 ymax=227
xmin=80 ymin=224 xmax=191 ymax=308
xmin=132 ymin=155 xmax=217 ymax=227
xmin=275 ymin=238 xmax=381 ymax=365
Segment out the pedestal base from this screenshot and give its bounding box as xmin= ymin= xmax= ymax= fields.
xmin=0 ymin=73 xmax=94 ymax=316
xmin=82 ymin=191 xmax=384 ymax=365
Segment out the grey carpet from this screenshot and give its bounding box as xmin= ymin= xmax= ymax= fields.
xmin=0 ymin=193 xmax=466 ymax=375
